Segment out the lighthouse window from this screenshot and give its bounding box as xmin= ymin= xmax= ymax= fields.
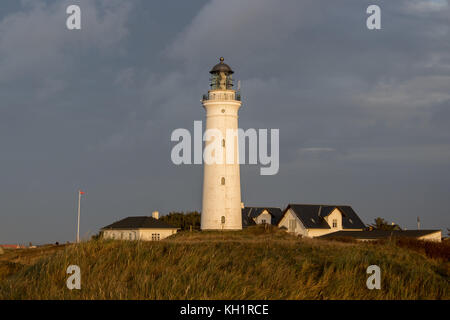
xmin=221 ymin=177 xmax=225 ymax=185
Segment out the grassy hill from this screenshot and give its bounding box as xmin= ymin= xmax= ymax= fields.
xmin=0 ymin=226 xmax=448 ymax=299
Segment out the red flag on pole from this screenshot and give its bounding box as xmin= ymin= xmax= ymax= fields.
xmin=79 ymin=190 xmax=85 ymax=195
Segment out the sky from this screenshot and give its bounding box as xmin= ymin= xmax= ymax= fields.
xmin=0 ymin=0 xmax=449 ymax=244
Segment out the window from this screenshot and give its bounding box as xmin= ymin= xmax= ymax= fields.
xmin=221 ymin=177 xmax=225 ymax=185
xmin=332 ymin=219 xmax=338 ymax=228
xmin=221 ymin=216 xmax=226 ymax=224
xmin=311 ymin=218 xmax=316 ymax=223
xmin=152 ymin=233 xmax=160 ymax=241
xmin=261 ymin=219 xmax=266 ymax=224
xmin=289 ymin=219 xmax=296 ymax=232
xmin=349 ymin=218 xmax=353 ymax=224
xmin=222 ymin=139 xmax=225 ymax=147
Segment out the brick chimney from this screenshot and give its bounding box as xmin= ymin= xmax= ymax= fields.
xmin=152 ymin=211 xmax=159 ymax=220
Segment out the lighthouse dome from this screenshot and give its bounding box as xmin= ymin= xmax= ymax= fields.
xmin=209 ymin=57 xmax=234 ymax=74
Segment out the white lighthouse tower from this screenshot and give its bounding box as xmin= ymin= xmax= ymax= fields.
xmin=201 ymin=57 xmax=242 ymax=230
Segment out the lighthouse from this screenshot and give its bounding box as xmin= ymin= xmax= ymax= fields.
xmin=201 ymin=57 xmax=242 ymax=230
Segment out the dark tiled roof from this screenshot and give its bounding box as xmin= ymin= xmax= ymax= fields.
xmin=337 ymin=206 xmax=366 ymax=229
xmin=281 ymin=204 xmax=366 ymax=230
xmin=319 ymin=230 xmax=441 ymax=240
xmin=101 ymin=216 xmax=177 ymax=230
xmin=242 ymin=213 xmax=256 ymax=228
xmin=241 ymin=207 xmax=283 ymax=226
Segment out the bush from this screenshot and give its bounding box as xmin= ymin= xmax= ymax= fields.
xmin=394 ymin=238 xmax=450 ymax=260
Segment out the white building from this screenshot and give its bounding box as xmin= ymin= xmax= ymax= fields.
xmin=101 ymin=211 xmax=178 ymax=241
xmin=241 ymin=207 xmax=283 ymax=227
xmin=277 ymin=204 xmax=366 ymax=238
xmin=201 ymin=57 xmax=243 ymax=230
xmin=277 ymin=204 xmax=442 ymax=241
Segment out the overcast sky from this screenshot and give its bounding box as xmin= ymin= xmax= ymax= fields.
xmin=1 ymin=0 xmax=449 ymax=244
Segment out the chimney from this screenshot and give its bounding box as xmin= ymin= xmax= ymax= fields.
xmin=152 ymin=211 xmax=159 ymax=220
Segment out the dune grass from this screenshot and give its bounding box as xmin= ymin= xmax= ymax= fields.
xmin=0 ymin=226 xmax=448 ymax=299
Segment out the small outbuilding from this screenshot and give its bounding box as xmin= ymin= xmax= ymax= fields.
xmin=241 ymin=207 xmax=283 ymax=227
xmin=101 ymin=212 xmax=178 ymax=241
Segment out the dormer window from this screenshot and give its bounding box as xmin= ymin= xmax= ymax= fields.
xmin=332 ymin=219 xmax=337 ymax=228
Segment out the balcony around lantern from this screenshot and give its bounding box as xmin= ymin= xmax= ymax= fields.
xmin=202 ymin=91 xmax=241 ymax=102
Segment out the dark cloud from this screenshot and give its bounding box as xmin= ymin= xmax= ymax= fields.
xmin=0 ymin=0 xmax=449 ymax=244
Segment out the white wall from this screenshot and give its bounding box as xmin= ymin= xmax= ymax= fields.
xmin=102 ymin=228 xmax=177 ymax=241
xmin=324 ymin=208 xmax=343 ymax=231
xmin=278 ymin=209 xmax=308 ymax=237
xmin=254 ymin=211 xmax=272 ymax=225
xmin=201 ymin=89 xmax=243 ymax=230
xmin=139 ymin=228 xmax=178 ymax=241
xmin=418 ymin=231 xmax=442 ymax=242
xmin=102 ymin=230 xmax=138 ymax=240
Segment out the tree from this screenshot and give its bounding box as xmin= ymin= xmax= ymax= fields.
xmin=370 ymin=217 xmax=402 ymax=231
xmin=160 ymin=211 xmax=201 ymax=230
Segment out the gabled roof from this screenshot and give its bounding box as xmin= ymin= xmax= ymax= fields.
xmin=319 ymin=230 xmax=441 ymax=240
xmin=101 ymin=216 xmax=177 ymax=230
xmin=280 ymin=204 xmax=366 ymax=230
xmin=241 ymin=207 xmax=283 ymax=226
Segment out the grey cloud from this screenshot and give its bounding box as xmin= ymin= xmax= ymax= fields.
xmin=1 ymin=0 xmax=449 ymax=244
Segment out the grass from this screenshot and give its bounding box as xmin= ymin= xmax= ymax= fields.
xmin=0 ymin=226 xmax=448 ymax=299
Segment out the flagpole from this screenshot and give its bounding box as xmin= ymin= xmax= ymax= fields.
xmin=77 ymin=190 xmax=81 ymax=243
